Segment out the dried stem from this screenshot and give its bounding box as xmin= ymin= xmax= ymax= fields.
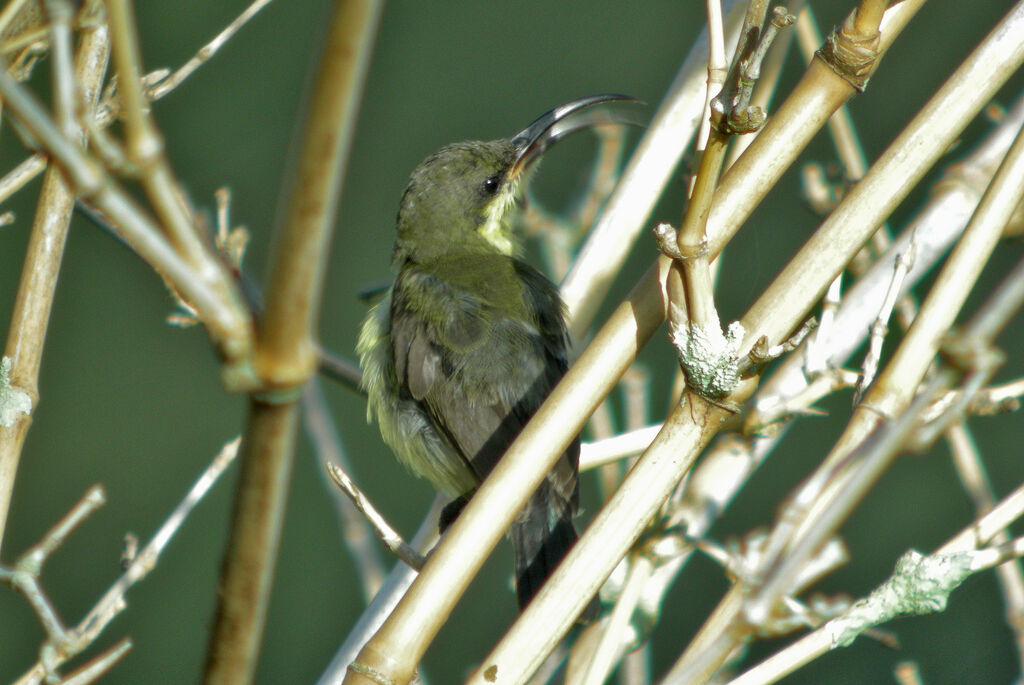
xmin=0 ymin=65 xmax=249 ymax=368
xmin=0 ymin=16 xmax=109 ymax=552
xmin=854 ymin=235 xmax=916 ymax=404
xmin=42 ymin=0 xmax=75 ymax=137
xmin=146 ymin=0 xmax=275 ymax=100
xmin=203 ymin=1 xmax=383 ymax=682
xmin=577 ymin=554 xmax=652 ymax=685
xmin=105 ymin=0 xmax=253 ymax=368
xmin=302 ymin=379 xmax=386 ymax=601
xmin=252 ymin=0 xmax=382 ymax=388
xmin=11 ymin=439 xmax=238 ymax=683
xmin=347 ymin=2 xmax=941 ymax=680
xmin=0 ymin=153 xmax=46 ymax=203
xmin=727 ymin=480 xmax=1024 ymax=685
xmin=57 ymin=638 xmax=133 ymax=685
xmin=345 ymin=259 xmax=673 ymax=685
xmin=1 ymin=0 xmax=275 ymax=207
xmin=671 ymin=46 xmax=1024 ymax=673
xmin=561 ymin=0 xmax=747 ymax=339
xmin=326 ymin=461 xmax=425 ymax=571
xmin=945 ymin=421 xmax=1024 ymax=673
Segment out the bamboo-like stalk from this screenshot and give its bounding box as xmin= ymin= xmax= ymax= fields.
xmin=569 ymin=366 xmax=654 ymax=684
xmin=461 ymin=6 xmax=933 ymax=680
xmin=317 ymin=497 xmax=443 ymax=685
xmin=704 ymin=0 xmax=922 ymax=260
xmin=479 ymin=5 xmax=1024 ymax=678
xmin=202 ymin=1 xmax=383 ymax=682
xmin=344 ymin=259 xmax=673 ymax=685
xmin=561 ymin=0 xmax=746 ymax=340
xmin=669 ymin=10 xmax=1024 ymax=674
xmin=946 ymin=420 xmax=1024 ymax=674
xmin=663 ymin=160 xmax=1017 ymax=665
xmin=0 ymin=68 xmax=246 ymax=362
xmin=252 ymin=0 xmax=381 ymax=389
xmin=794 ymin=3 xmax=897 ymax=269
xmin=0 ymin=19 xmax=109 ymax=553
xmin=755 ymin=97 xmax=1024 ymax=592
xmin=202 ymin=402 xmax=301 ymax=684
xmin=344 ymin=2 xmax=935 ymax=681
xmin=466 ymin=388 xmax=749 ymax=685
xmin=755 ymin=91 xmax=1024 ymax=415
xmin=730 ymin=439 xmax=1024 ymax=685
xmin=733 ymin=1 xmax=1023 ymax=353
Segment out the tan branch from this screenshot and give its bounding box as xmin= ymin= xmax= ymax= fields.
xmin=203 ymin=1 xmax=384 ymax=683
xmin=0 ymin=17 xmax=109 ymax=551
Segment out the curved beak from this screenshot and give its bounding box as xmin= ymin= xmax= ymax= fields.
xmin=509 ymin=93 xmax=645 ymax=177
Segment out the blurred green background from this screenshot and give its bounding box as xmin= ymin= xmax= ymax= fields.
xmin=1 ymin=1 xmax=1023 ymax=682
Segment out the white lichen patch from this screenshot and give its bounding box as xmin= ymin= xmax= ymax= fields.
xmin=826 ymin=549 xmax=973 ymax=648
xmin=0 ymin=356 xmax=31 ymax=427
xmin=669 ymin=309 xmax=746 ymax=400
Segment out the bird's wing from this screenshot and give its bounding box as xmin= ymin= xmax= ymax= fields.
xmin=390 ymin=260 xmax=577 ymax=502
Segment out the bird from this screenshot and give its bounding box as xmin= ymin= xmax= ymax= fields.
xmin=357 ymin=94 xmax=637 ymax=614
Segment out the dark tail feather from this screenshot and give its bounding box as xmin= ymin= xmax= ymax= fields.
xmin=510 ymin=495 xmax=599 ymax=622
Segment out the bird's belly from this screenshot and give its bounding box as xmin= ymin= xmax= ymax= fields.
xmin=357 ymin=296 xmax=478 ymax=497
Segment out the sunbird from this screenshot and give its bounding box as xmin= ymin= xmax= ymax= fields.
xmin=358 ymin=94 xmax=637 ymax=612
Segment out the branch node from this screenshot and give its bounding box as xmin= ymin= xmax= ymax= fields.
xmin=816 ymin=12 xmax=881 ymax=92
xmin=824 ymin=549 xmax=973 ymax=648
xmin=669 ymin=307 xmax=746 ymax=401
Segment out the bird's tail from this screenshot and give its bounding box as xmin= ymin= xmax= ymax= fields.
xmin=510 ymin=484 xmax=599 ymax=622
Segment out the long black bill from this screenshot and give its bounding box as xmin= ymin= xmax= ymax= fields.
xmin=509 ymin=93 xmax=646 ymax=176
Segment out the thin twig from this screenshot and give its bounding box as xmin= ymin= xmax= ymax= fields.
xmin=561 ymin=0 xmax=747 ymax=339
xmin=578 ymin=555 xmax=651 ymax=685
xmin=18 ymin=485 xmax=106 ymax=575
xmin=0 ymin=152 xmax=46 ymax=204
xmin=325 ymin=461 xmax=425 ymax=570
xmin=316 ymin=497 xmax=443 ymax=685
xmin=56 ymin=638 xmax=133 ymax=685
xmin=302 ymin=378 xmax=386 ymax=601
xmin=147 ymin=0 xmax=276 ymax=100
xmin=748 ymin=109 xmax=1024 ymax=630
xmin=660 ymin=1 xmax=1019 ymax=677
xmin=726 ymin=484 xmax=1024 ymax=685
xmin=12 ymin=439 xmax=239 ymax=683
xmin=945 ymin=421 xmax=1024 ymax=674
xmin=854 ymin=235 xmax=916 ymax=404
xmin=1 ymin=0 xmax=276 ymax=204
xmin=2 ymin=487 xmax=107 ymax=660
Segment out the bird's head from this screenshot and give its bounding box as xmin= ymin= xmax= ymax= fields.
xmin=392 ymin=94 xmax=641 ymax=265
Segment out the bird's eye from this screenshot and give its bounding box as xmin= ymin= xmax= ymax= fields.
xmin=482 ymin=175 xmax=501 ymax=195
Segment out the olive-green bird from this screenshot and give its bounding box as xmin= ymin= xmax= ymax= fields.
xmin=357 ymin=94 xmax=636 ymax=612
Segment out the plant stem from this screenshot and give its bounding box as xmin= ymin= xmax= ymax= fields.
xmin=202 ymin=0 xmax=383 ymax=682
